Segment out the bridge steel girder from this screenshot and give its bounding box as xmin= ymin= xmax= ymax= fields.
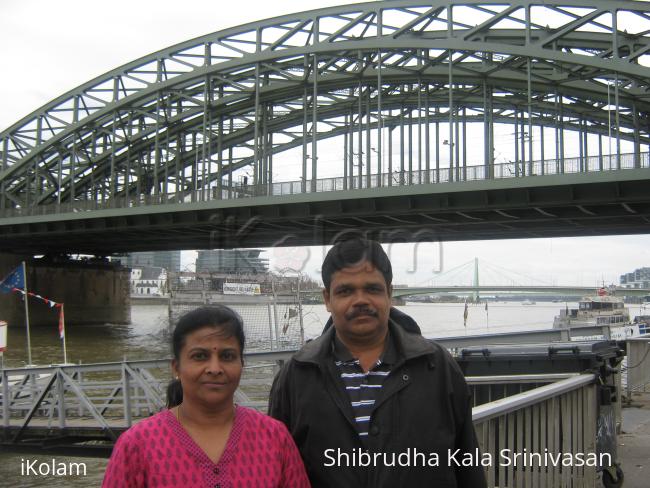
xmin=1 ymin=169 xmax=650 ymax=254
xmin=52 ymin=75 xmax=645 ymax=204
xmin=46 ymin=90 xmax=641 ymax=208
xmin=2 ymin=0 xmax=650 ymax=252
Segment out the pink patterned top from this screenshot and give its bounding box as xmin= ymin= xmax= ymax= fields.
xmin=102 ymin=406 xmax=310 ymax=488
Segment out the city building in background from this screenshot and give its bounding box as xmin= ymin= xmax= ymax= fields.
xmin=130 ymin=266 xmax=167 ymax=296
xmin=620 ymin=267 xmax=650 ymax=289
xmin=125 ymin=251 xmax=181 ymax=273
xmin=196 ymin=249 xmax=269 ymax=274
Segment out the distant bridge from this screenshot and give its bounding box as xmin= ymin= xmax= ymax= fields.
xmin=391 ymin=285 xmax=650 ymax=298
xmin=301 ymin=285 xmax=650 ymax=298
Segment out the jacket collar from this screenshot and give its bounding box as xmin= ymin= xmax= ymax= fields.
xmin=294 ymin=315 xmax=435 ymax=366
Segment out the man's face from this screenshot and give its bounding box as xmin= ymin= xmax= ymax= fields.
xmin=323 ymin=260 xmax=392 ymax=343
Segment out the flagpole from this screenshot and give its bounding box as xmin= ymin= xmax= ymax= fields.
xmin=22 ymin=261 xmax=33 ymax=365
xmin=61 ymin=304 xmax=68 ymax=364
xmin=0 ymin=321 xmax=6 ymax=371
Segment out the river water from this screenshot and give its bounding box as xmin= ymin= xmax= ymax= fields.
xmin=1 ymin=300 xmax=642 ymax=486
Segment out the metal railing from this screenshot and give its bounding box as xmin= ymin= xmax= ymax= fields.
xmin=467 ymin=373 xmax=579 ymax=407
xmin=1 ymin=360 xmax=169 ymax=442
xmin=1 ymin=151 xmax=648 ymax=219
xmin=0 ymin=352 xmax=295 ymax=443
xmin=472 ymin=374 xmax=600 ymax=488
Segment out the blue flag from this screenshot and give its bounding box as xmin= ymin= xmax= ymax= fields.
xmin=0 ymin=266 xmax=24 ymax=294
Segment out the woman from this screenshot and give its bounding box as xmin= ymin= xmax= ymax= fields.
xmin=103 ymin=306 xmax=310 ymax=487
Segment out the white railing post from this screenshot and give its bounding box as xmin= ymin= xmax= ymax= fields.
xmin=57 ymin=369 xmax=66 ymax=429
xmin=122 ymin=362 xmax=132 ymax=427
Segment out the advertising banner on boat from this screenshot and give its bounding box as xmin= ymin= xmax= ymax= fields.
xmin=223 ymin=283 xmax=262 ymax=296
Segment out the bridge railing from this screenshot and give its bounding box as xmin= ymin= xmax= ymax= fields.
xmin=472 ymin=373 xmax=601 ymax=488
xmin=1 ymin=151 xmax=648 ymax=218
xmin=267 ymin=151 xmax=648 ymax=196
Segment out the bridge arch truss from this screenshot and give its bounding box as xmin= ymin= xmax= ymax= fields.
xmin=1 ymin=1 xmax=650 ymax=248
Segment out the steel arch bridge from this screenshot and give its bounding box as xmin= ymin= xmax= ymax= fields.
xmin=2 ymin=0 xmax=650 ymax=254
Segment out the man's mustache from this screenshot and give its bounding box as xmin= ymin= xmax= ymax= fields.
xmin=345 ymin=307 xmax=378 ymax=320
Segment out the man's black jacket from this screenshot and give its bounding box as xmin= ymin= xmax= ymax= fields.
xmin=269 ymin=312 xmax=488 ymax=488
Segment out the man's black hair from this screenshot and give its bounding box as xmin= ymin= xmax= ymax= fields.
xmin=321 ymin=238 xmax=392 ymax=290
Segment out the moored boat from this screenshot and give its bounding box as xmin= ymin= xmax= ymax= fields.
xmin=632 ymin=315 xmax=650 ymax=335
xmin=553 ymin=291 xmax=643 ymax=340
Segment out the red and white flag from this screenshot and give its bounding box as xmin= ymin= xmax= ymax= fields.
xmin=57 ymin=304 xmax=65 ymax=340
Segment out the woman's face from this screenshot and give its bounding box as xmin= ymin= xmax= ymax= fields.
xmin=172 ymin=325 xmax=243 ymax=409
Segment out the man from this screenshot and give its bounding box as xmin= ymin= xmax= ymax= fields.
xmin=269 ymin=239 xmax=487 ymax=487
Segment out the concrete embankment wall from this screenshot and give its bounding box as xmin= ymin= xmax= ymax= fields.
xmin=0 ymin=254 xmax=131 ymax=327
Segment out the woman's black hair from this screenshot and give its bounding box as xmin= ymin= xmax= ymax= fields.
xmin=166 ymin=305 xmax=245 ymax=408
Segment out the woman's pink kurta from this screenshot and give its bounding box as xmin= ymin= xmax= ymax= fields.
xmin=102 ymin=406 xmax=310 ymax=487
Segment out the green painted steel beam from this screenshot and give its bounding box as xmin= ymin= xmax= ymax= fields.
xmin=2 ymin=1 xmax=650 ymax=195
xmin=2 ymin=168 xmax=650 ymax=253
xmin=1 ymin=0 xmax=650 ymax=252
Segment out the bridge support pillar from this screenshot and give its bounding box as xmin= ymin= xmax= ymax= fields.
xmin=0 ymin=254 xmax=130 ymax=327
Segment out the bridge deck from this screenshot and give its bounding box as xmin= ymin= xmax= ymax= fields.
xmin=2 ymin=158 xmax=650 ymax=253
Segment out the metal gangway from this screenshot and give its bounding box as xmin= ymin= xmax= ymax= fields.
xmin=0 ymin=351 xmax=292 ymax=453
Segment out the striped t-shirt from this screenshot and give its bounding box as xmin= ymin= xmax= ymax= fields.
xmin=332 ymin=333 xmax=396 ymax=440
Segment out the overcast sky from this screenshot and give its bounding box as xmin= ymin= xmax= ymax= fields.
xmin=2 ymin=0 xmax=650 ymax=286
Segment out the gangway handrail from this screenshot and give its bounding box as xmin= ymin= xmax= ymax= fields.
xmin=0 ymin=349 xmax=299 ymax=375
xmin=471 ymin=373 xmax=597 ymax=423
xmin=466 ymin=373 xmax=578 ymax=385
